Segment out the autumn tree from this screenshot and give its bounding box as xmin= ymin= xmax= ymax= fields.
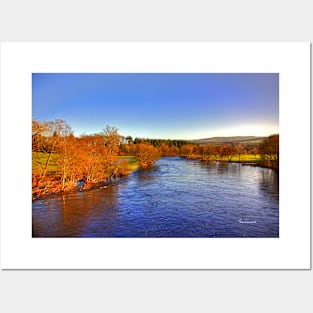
xmin=32 ymin=119 xmax=48 ymax=152
xmin=32 ymin=120 xmax=49 ymax=190
xmin=56 ymin=131 xmax=79 ymax=191
xmin=102 ymin=125 xmax=121 ymax=154
xmin=32 ymin=119 xmax=77 ymax=197
xmin=180 ymin=144 xmax=196 ymax=158
xmin=259 ymin=134 xmax=279 ymax=169
xmin=207 ymin=144 xmax=217 ymax=161
xmin=159 ymin=143 xmax=170 ymax=156
xmin=213 ymin=145 xmax=223 ymax=160
xmin=169 ymin=145 xmax=179 ymax=156
xmin=196 ymin=145 xmax=215 ymax=161
xmin=222 ymin=145 xmax=236 ymax=161
xmin=32 ymin=119 xmax=138 ymax=198
xmin=119 ymin=143 xmax=130 ymax=156
xmin=250 ymin=146 xmax=259 ymax=158
xmin=32 ymin=119 xmax=70 ymax=184
xmin=134 ymin=143 xmax=159 ymax=167
xmin=234 ymin=143 xmax=245 ymax=163
xmin=77 ymin=134 xmax=109 ymax=188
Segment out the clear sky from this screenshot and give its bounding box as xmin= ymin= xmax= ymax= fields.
xmin=32 ymin=73 xmax=279 ymax=140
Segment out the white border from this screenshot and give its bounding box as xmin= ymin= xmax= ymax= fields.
xmin=0 ymin=42 xmax=310 ymax=269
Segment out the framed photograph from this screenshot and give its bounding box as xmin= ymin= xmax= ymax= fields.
xmin=0 ymin=42 xmax=310 ymax=269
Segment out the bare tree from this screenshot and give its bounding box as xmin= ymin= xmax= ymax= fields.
xmin=102 ymin=125 xmax=121 ymax=154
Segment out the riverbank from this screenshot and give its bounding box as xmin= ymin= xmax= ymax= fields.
xmin=181 ymin=154 xmax=278 ymax=170
xmin=32 ymin=153 xmax=139 ymax=200
xmin=33 ymin=156 xmax=279 ymax=238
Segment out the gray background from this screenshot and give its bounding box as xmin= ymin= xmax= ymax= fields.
xmin=0 ymin=0 xmax=312 ymax=312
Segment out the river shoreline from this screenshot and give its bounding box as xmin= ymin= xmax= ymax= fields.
xmin=33 ymin=157 xmax=279 ymax=238
xmin=181 ymin=156 xmax=279 ymax=171
xmin=32 ymin=156 xmax=278 ymax=200
xmin=32 ymin=172 xmax=131 ymax=201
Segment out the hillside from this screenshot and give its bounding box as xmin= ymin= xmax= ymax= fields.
xmin=190 ymin=136 xmax=266 ymax=145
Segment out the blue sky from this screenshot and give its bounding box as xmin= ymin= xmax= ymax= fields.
xmin=32 ymin=73 xmax=279 ymax=139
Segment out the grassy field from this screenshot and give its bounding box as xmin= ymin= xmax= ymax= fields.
xmin=188 ymin=153 xmax=261 ymax=163
xmin=118 ymin=156 xmax=139 ymax=170
xmin=32 ymin=152 xmax=59 ymax=174
xmin=33 ymin=152 xmax=259 ymax=176
xmin=226 ymin=154 xmax=261 ymax=163
xmin=33 ymin=152 xmax=139 ymax=174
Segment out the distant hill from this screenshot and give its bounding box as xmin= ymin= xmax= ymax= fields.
xmin=190 ymin=136 xmax=266 ymax=145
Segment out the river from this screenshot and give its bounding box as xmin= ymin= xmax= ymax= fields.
xmin=32 ymin=157 xmax=279 ymax=237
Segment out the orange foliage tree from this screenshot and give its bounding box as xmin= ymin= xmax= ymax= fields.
xmin=32 ymin=120 xmax=131 ymax=198
xmin=134 ymin=143 xmax=159 ymax=167
xmin=259 ymin=134 xmax=279 ymax=169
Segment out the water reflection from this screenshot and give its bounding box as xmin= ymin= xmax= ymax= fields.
xmin=134 ymin=165 xmax=158 ymax=181
xmin=258 ymin=169 xmax=279 ymax=201
xmin=200 ymin=161 xmax=279 ymax=200
xmin=33 ymin=186 xmax=119 ymax=237
xmin=32 ymin=157 xmax=279 ymax=237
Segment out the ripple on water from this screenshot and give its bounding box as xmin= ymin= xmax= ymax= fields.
xmin=32 ymin=157 xmax=279 ymax=237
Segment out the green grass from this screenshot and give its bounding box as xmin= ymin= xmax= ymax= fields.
xmin=33 ymin=153 xmax=140 ymax=174
xmin=32 ymin=152 xmax=59 ymax=173
xmin=33 ymin=153 xmax=258 ymax=177
xmin=190 ymin=153 xmax=261 ymax=163
xmin=227 ymin=154 xmax=261 ymax=163
xmin=118 ymin=156 xmax=139 ymax=170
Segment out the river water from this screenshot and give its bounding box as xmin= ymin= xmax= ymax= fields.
xmin=32 ymin=157 xmax=279 ymax=237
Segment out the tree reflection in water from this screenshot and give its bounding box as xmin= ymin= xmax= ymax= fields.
xmin=33 ymin=157 xmax=279 ymax=237
xmin=33 ymin=186 xmax=119 ymax=237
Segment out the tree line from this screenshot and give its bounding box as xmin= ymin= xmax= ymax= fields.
xmin=121 ymin=134 xmax=279 ymax=169
xmin=128 ymin=137 xmax=189 ymax=148
xmin=32 ymin=119 xmax=164 ymax=198
xmin=33 ymin=120 xmax=126 ymax=198
xmin=177 ymin=135 xmax=278 ymax=167
xmin=32 ymin=118 xmax=278 ymax=199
